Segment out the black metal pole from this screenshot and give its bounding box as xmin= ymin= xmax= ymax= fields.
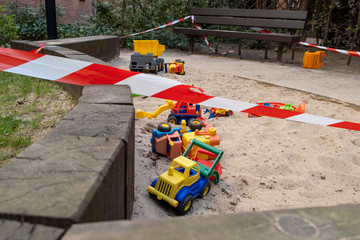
xmin=45 ymin=0 xmax=58 ymax=39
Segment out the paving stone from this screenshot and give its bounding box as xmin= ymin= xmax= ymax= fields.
xmin=79 ymin=85 xmax=133 ymax=105
xmin=0 ymin=219 xmax=64 ymax=240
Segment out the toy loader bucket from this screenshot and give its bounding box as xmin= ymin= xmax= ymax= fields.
xmin=133 ymin=40 xmax=165 ymax=57
xmin=204 ymin=109 xmax=214 ymax=119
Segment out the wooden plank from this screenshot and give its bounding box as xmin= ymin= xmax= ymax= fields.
xmin=194 ymin=16 xmax=306 ymax=29
xmin=174 ymin=28 xmax=301 ymax=43
xmin=190 ymin=8 xmax=308 ymax=20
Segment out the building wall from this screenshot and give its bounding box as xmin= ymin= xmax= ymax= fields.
xmin=1 ymin=0 xmax=95 ymax=24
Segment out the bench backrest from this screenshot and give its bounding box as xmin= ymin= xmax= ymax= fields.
xmin=190 ymin=8 xmax=307 ymax=30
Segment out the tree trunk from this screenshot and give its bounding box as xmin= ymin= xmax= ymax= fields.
xmin=322 ymin=0 xmax=334 ymax=45
xmin=120 ymin=0 xmax=125 ymax=37
xmin=131 ymin=0 xmax=136 ymax=32
xmin=347 ymin=4 xmax=360 ymax=65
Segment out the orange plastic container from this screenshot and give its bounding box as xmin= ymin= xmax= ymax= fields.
xmin=133 ymin=40 xmax=165 ymax=57
xmin=303 ymin=51 xmax=325 ymax=69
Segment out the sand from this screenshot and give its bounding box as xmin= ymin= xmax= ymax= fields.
xmin=112 ymin=47 xmax=360 ymax=219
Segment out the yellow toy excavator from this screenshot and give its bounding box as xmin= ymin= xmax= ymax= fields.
xmin=135 ymin=100 xmax=176 ymax=119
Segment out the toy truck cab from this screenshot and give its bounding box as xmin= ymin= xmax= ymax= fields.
xmin=167 ymin=101 xmax=202 ymax=125
xmin=172 ymin=101 xmax=200 ymax=116
xmin=148 ymin=155 xmax=209 ymax=215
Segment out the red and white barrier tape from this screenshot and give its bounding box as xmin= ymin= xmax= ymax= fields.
xmin=191 ymin=16 xmax=238 ymax=55
xmin=298 ymin=42 xmax=360 ymax=57
xmin=248 ymin=27 xmax=360 ymax=58
xmin=31 ymin=43 xmax=44 ymax=53
xmin=120 ymin=15 xmax=192 ymax=39
xmin=0 ymin=47 xmax=359 ymax=132
xmin=119 ymin=14 xmax=237 ymax=55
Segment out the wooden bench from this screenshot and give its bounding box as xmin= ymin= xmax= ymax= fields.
xmin=173 ymin=8 xmax=308 ymax=62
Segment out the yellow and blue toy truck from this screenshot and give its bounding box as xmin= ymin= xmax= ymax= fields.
xmin=147 ymin=139 xmax=223 ymax=215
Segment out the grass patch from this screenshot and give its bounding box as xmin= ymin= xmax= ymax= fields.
xmin=0 ymin=72 xmax=76 ymax=166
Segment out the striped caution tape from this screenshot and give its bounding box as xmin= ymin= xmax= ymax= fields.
xmin=119 ymin=14 xmax=237 ymax=55
xmin=248 ymin=27 xmax=272 ymax=34
xmin=120 ymin=15 xmax=192 ymax=39
xmin=298 ymin=42 xmax=360 ymax=57
xmin=0 ymin=47 xmax=359 ymax=131
xmin=191 ymin=16 xmax=238 ymax=55
xmin=31 ymin=43 xmax=44 ymax=53
xmin=248 ymin=27 xmax=360 ymax=58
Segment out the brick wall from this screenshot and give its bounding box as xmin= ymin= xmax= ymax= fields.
xmin=1 ymin=0 xmax=95 ymax=24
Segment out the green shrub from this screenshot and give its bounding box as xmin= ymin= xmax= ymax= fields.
xmin=9 ymin=3 xmax=47 ymax=40
xmin=0 ymin=5 xmax=18 ymax=46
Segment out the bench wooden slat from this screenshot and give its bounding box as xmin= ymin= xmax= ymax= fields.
xmin=173 ymin=27 xmax=301 ymax=43
xmin=194 ymin=16 xmax=306 ymax=30
xmin=190 ymin=8 xmax=308 ymax=20
xmin=176 ymin=7 xmax=308 ymax=62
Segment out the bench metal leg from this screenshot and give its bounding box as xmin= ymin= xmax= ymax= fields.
xmin=291 ymin=43 xmax=296 ymax=60
xmin=189 ymin=36 xmax=195 ymax=53
xmin=238 ymin=40 xmax=242 ymax=57
xmin=277 ymin=43 xmax=284 ymax=62
xmin=265 ymin=42 xmax=269 ymax=59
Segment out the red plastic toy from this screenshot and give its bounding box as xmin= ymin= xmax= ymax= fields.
xmin=248 ymin=101 xmax=305 ymax=118
xmin=191 ymin=148 xmax=222 ymax=181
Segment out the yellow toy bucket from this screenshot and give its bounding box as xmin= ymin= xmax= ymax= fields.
xmin=303 ymin=51 xmax=325 ymax=69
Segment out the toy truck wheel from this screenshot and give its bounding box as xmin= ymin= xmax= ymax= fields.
xmin=167 ymin=116 xmax=178 ymax=125
xmin=175 ymin=195 xmax=193 ymax=215
xmin=189 ymin=118 xmax=202 ymax=131
xmin=227 ymin=110 xmax=233 ymax=116
xmin=148 ymin=191 xmax=156 ymax=198
xmin=213 ymin=171 xmax=220 ymax=185
xmin=214 ymin=113 xmax=221 ymax=118
xmin=158 ymin=122 xmax=172 ymax=132
xmin=199 ymin=182 xmax=211 ymax=198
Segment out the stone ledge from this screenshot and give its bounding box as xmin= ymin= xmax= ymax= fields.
xmin=11 ymin=35 xmax=120 ymax=62
xmin=79 ymin=85 xmax=133 ymax=105
xmin=63 ymin=204 xmax=360 ymax=240
xmin=0 ymin=85 xmax=134 ymax=229
xmin=42 ymin=35 xmax=120 ymax=62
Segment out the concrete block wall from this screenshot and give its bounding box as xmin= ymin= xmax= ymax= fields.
xmin=0 ymin=85 xmax=134 ymax=230
xmin=11 ymin=35 xmax=120 ymax=63
xmin=63 ymin=204 xmax=360 ymax=240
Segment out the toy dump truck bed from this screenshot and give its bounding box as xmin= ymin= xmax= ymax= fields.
xmin=133 ymin=40 xmax=165 ymax=57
